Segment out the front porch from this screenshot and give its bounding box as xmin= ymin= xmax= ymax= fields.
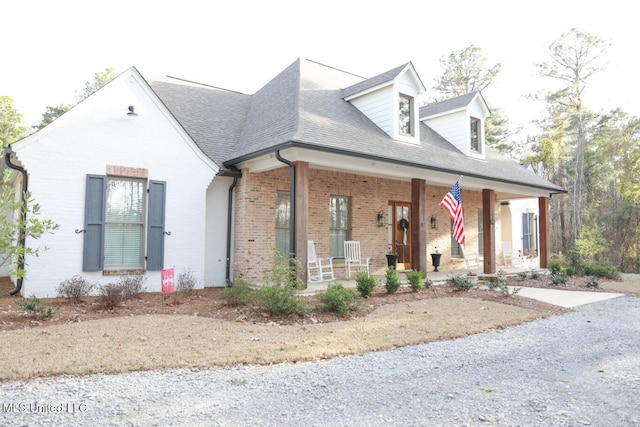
xmin=300 ymin=264 xmax=543 ymax=295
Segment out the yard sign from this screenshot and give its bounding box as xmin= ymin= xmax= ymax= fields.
xmin=161 ymin=267 xmax=175 ymax=294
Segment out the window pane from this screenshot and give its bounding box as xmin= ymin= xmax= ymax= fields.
xmin=105 ymin=223 xmax=143 ymax=266
xmin=399 ymin=95 xmax=412 ymax=135
xmin=275 ymin=191 xmax=291 ymax=255
xmin=470 ymin=118 xmax=480 ymax=152
xmin=478 ymin=209 xmax=484 ymax=254
xmin=329 ymin=196 xmax=350 ymax=257
xmin=106 ymin=180 xmax=144 ymax=222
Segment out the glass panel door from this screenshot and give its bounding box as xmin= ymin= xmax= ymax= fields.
xmin=388 ymin=202 xmax=411 ymax=270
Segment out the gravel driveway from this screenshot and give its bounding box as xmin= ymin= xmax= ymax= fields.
xmin=1 ymin=296 xmax=638 ymax=426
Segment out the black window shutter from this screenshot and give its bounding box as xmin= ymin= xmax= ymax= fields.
xmin=146 ymin=180 xmax=166 ymax=270
xmin=83 ymin=175 xmax=106 ymax=271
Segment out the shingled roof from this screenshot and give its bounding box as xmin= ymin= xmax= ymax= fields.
xmin=147 ymin=58 xmax=563 ymax=194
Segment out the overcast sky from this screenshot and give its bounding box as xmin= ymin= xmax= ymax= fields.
xmin=2 ymin=0 xmax=637 ymax=139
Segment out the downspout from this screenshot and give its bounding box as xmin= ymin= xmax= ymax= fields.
xmin=275 ymin=150 xmax=296 ymax=256
xmin=223 ymin=167 xmax=241 ymax=284
xmin=3 ymin=147 xmax=27 ymax=296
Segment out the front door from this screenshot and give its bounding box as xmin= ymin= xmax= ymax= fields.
xmin=389 ymin=201 xmax=411 ymax=270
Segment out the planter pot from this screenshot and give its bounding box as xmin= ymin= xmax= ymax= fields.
xmin=386 ymin=254 xmax=398 ymax=269
xmin=468 ymin=276 xmax=478 ymax=286
xmin=430 ymin=253 xmax=442 ymax=272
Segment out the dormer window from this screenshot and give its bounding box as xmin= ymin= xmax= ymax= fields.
xmin=470 ymin=117 xmax=481 ymax=153
xmin=399 ymin=94 xmax=414 ymax=136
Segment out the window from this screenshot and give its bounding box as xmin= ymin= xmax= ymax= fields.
xmin=105 ymin=178 xmax=145 ymax=268
xmin=83 ymin=175 xmax=166 ymax=272
xmin=329 ymin=195 xmax=351 ymax=257
xmin=450 ymin=219 xmax=461 ymax=257
xmin=477 ymin=209 xmax=484 ymax=254
xmin=399 ymin=94 xmax=414 ymax=136
xmin=470 ymin=117 xmax=480 ymax=152
xmin=522 ymin=213 xmax=538 ymax=256
xmin=275 ymin=191 xmax=291 ymax=255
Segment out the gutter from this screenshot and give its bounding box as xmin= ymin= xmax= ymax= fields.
xmin=3 ymin=147 xmax=27 ymax=296
xmin=217 ymin=168 xmax=242 ymax=284
xmin=274 ymin=150 xmax=296 ymax=256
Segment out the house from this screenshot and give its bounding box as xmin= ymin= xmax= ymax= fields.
xmin=3 ymin=58 xmax=564 ymax=297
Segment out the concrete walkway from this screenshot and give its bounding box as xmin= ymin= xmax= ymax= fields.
xmin=302 ymin=267 xmax=626 ymax=308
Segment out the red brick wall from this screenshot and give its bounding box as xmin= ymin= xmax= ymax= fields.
xmin=232 ymin=167 xmax=500 ymax=282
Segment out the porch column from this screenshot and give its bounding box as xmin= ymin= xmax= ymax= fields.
xmin=482 ymin=189 xmax=496 ymax=274
xmin=411 ymin=178 xmax=427 ymax=274
xmin=538 ymin=196 xmax=550 ymax=269
xmin=294 ymin=161 xmax=309 ymax=281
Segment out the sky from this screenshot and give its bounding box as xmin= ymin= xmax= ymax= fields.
xmin=2 ymin=0 xmax=638 ymax=140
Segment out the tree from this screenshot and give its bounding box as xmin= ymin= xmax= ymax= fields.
xmin=35 ymin=68 xmax=117 ymax=130
xmin=535 ymin=28 xmax=611 ymax=243
xmin=430 ymin=45 xmax=514 ymax=155
xmin=432 ymin=45 xmax=502 ymax=98
xmin=0 ymin=94 xmax=26 ymax=147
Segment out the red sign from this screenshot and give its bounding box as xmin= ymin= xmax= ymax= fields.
xmin=161 ymin=268 xmax=175 ymax=294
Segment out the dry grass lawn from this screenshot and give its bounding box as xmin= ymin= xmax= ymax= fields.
xmin=0 ymin=273 xmax=637 ymax=382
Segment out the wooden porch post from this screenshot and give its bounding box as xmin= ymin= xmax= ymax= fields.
xmin=482 ymin=189 xmax=496 ymax=274
xmin=294 ymin=161 xmax=309 ymax=281
xmin=411 ymin=179 xmax=427 ymax=274
xmin=538 ymin=196 xmax=550 ymax=269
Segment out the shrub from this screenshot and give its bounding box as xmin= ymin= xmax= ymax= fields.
xmin=550 ymin=271 xmax=568 ymax=286
xmin=581 ymin=262 xmax=620 ymax=280
xmin=486 ymin=270 xmax=518 ymax=296
xmin=263 ymin=248 xmax=305 ymax=289
xmin=14 ymin=295 xmax=58 ymax=319
xmin=98 ymin=283 xmax=124 ymax=309
xmin=56 ymin=275 xmax=95 ymax=302
xmin=406 ymin=269 xmax=424 ymax=292
xmin=355 ymin=271 xmax=377 ymax=298
xmin=177 ymin=268 xmax=199 ymax=297
xmin=384 ymin=267 xmax=401 ymax=294
xmin=449 ymin=273 xmax=473 ymax=291
xmin=255 ymin=285 xmax=308 ymax=317
xmin=585 ymin=276 xmax=600 ymax=289
xmin=318 ymin=284 xmax=363 ymax=315
xmin=220 ymin=279 xmax=255 ymax=307
xmin=547 ymin=259 xmax=565 ymax=275
xmin=116 ymin=274 xmax=146 ymax=299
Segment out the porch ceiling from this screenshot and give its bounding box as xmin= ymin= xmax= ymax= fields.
xmin=235 ymin=147 xmax=561 ymax=200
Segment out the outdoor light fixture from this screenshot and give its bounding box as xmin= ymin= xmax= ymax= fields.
xmin=127 ymin=105 xmax=138 ymax=117
xmin=377 ymin=211 xmax=385 ymax=227
xmin=430 ymin=215 xmax=438 ymax=229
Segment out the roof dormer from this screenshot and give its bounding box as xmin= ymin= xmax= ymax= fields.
xmin=342 ymin=62 xmax=425 ymax=144
xmin=419 ymin=91 xmax=491 ymax=159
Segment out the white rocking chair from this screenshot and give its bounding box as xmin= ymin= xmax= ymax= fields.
xmin=307 ymin=240 xmax=335 ymax=283
xmin=344 ymin=240 xmax=370 ymax=278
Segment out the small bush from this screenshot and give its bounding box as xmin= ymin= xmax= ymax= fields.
xmin=486 ymin=270 xmax=518 ymax=296
xmin=529 ymin=269 xmax=541 ymax=279
xmin=547 ymin=259 xmax=565 ymax=275
xmin=255 ymin=285 xmax=308 ymax=317
xmin=56 ymin=275 xmax=95 ymax=302
xmin=98 ymin=283 xmax=124 ymax=309
xmin=550 ymin=271 xmax=568 ymax=286
xmin=581 ymin=262 xmax=620 ymax=280
xmin=14 ymin=295 xmax=58 ymax=319
xmin=355 ymin=271 xmax=377 ymax=298
xmin=384 ymin=267 xmax=401 ymax=294
xmin=517 ymin=270 xmax=528 ymax=278
xmin=406 ymin=269 xmax=424 ymax=292
xmin=263 ymin=248 xmax=305 ymax=289
xmin=177 ymin=268 xmax=199 ymax=297
xmin=585 ymin=276 xmax=600 ymax=288
xmin=220 ymin=279 xmax=255 ymax=307
xmin=449 ymin=273 xmax=473 ymax=291
xmin=318 ymin=284 xmax=363 ymax=315
xmin=116 ymin=274 xmax=147 ymax=299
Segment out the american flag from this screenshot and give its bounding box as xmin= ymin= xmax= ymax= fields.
xmin=440 ymin=181 xmax=465 ymax=245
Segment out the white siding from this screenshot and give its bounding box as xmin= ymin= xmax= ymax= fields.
xmin=349 ymin=86 xmax=393 ymax=135
xmin=204 ymin=177 xmax=233 ymax=287
xmin=425 ymin=111 xmax=468 ymax=154
xmin=12 ymin=71 xmax=217 ymax=297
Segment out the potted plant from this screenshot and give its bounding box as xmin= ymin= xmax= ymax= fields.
xmin=430 ymin=246 xmax=442 ymax=272
xmin=467 ymin=271 xmax=478 ymax=286
xmin=385 ymin=245 xmax=398 ymax=269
